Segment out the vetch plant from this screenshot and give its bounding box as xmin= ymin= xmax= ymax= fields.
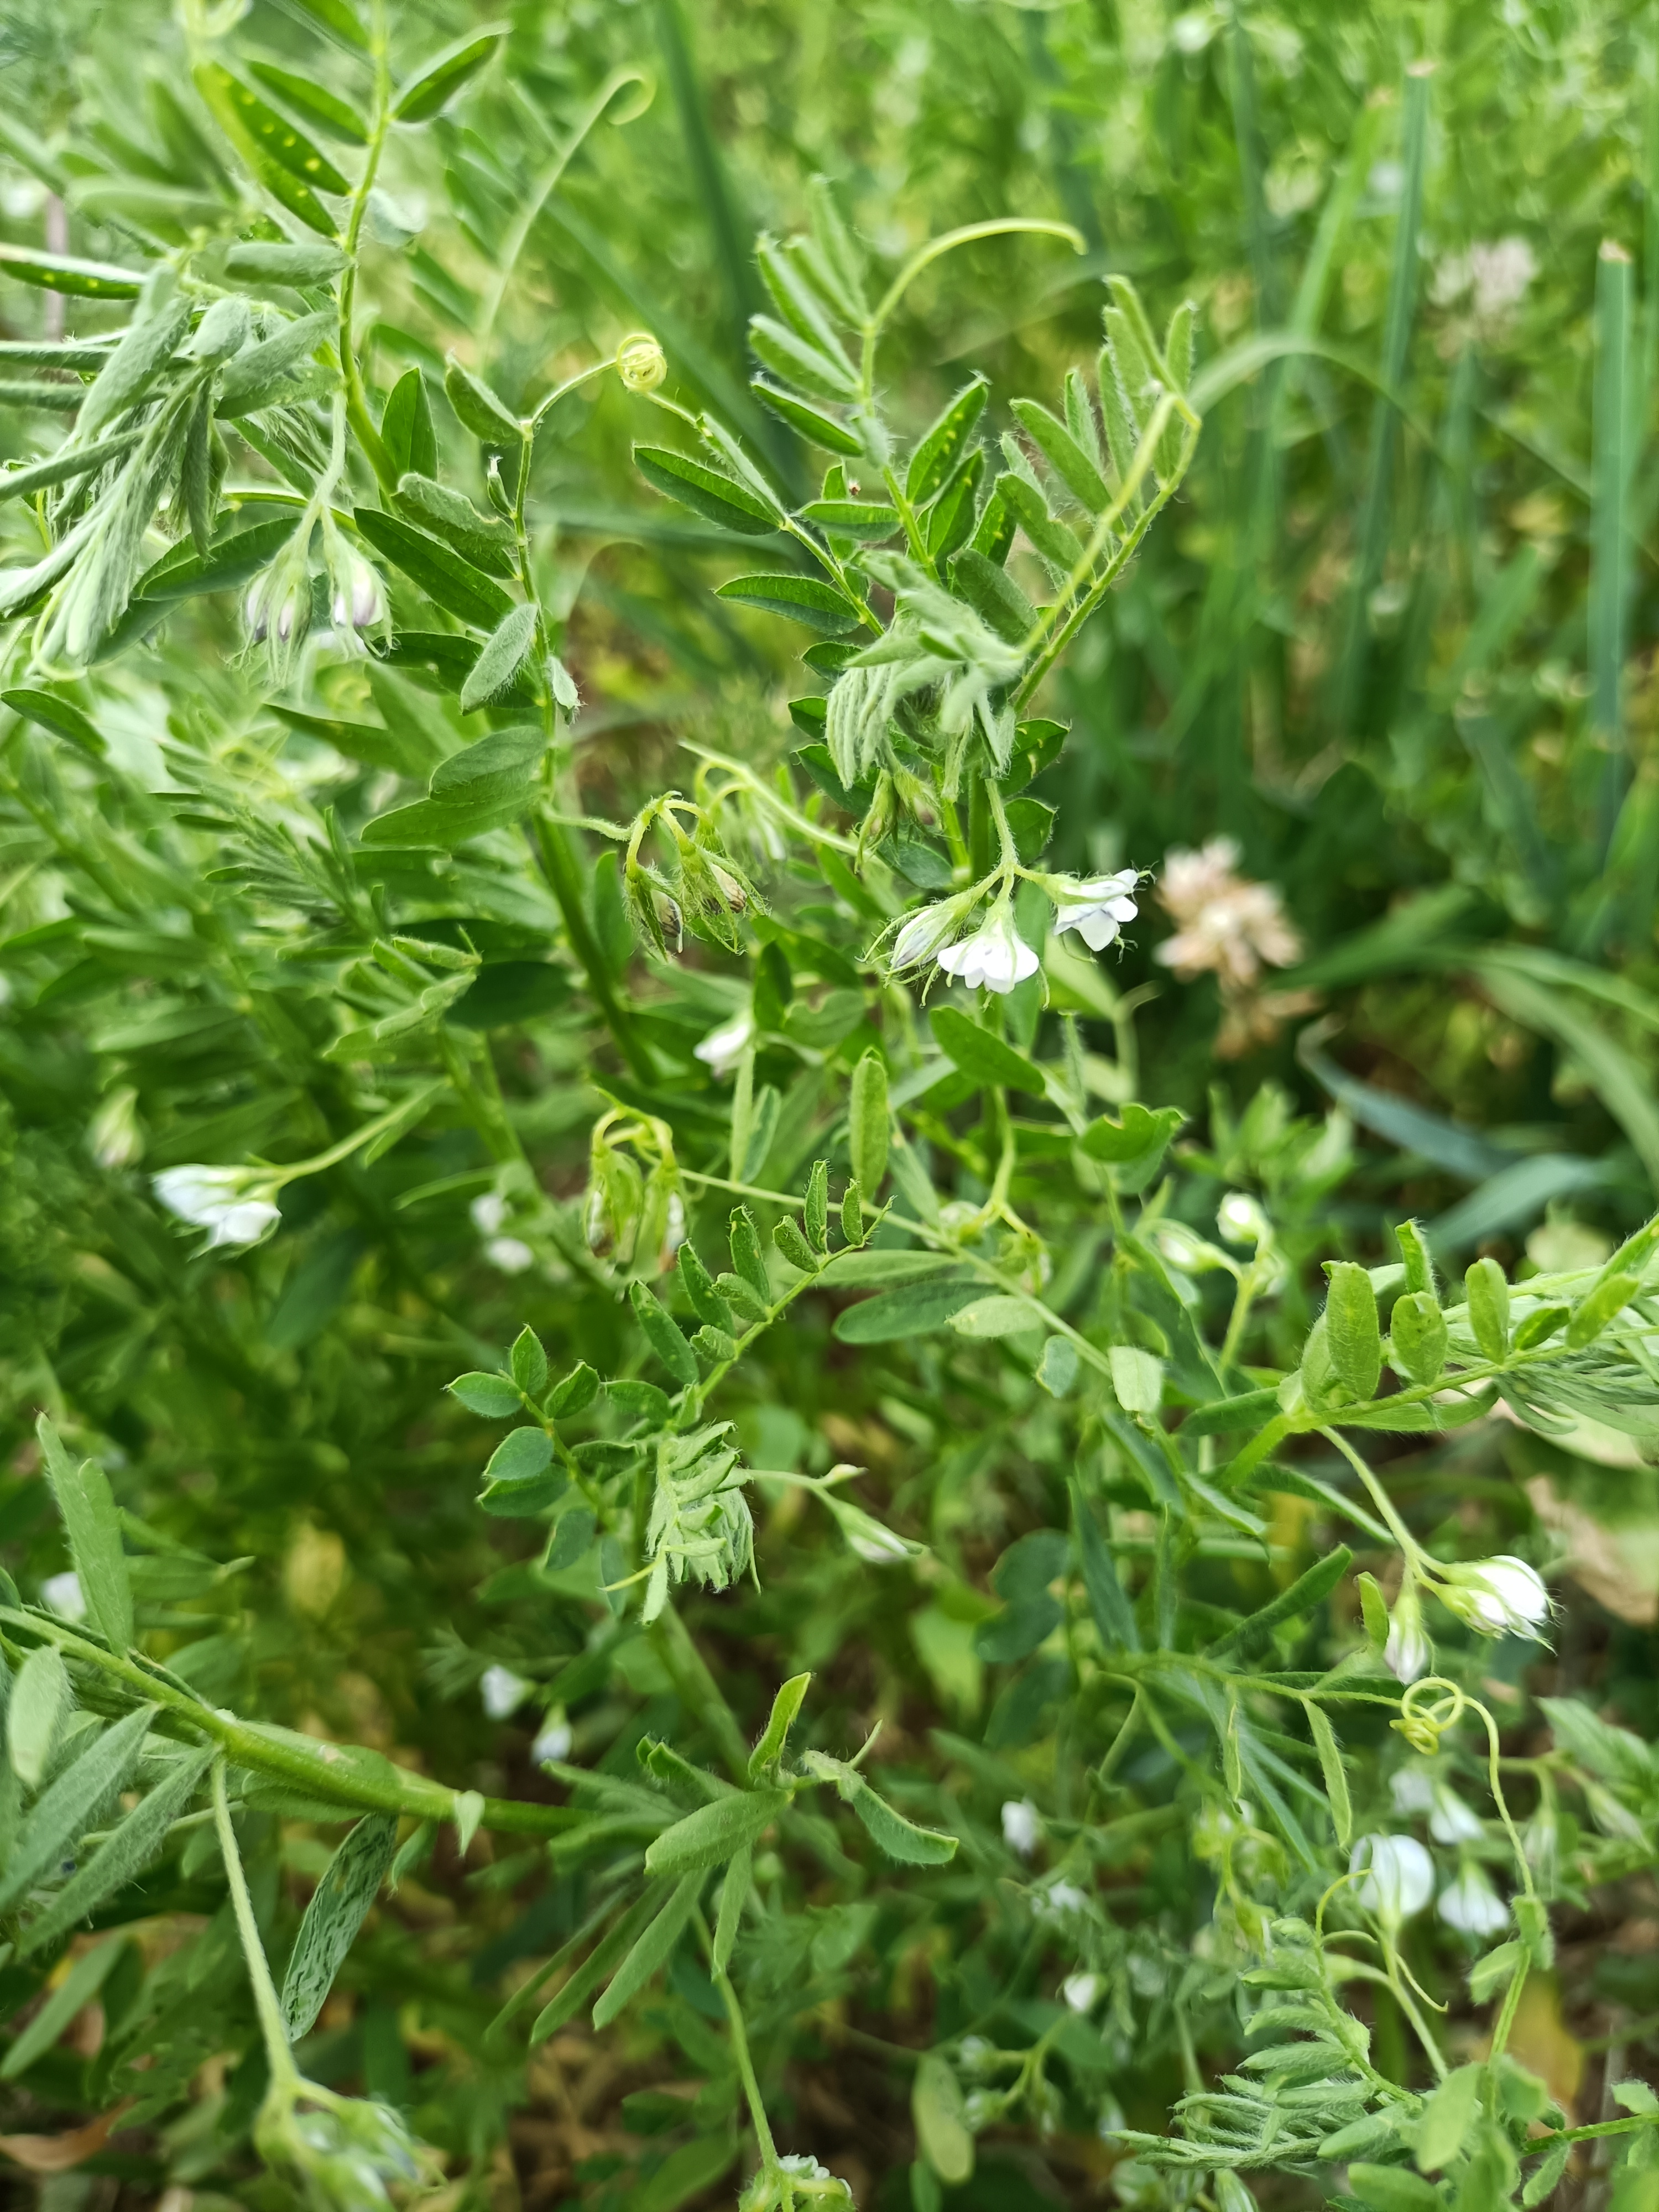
xmin=2 ymin=7 xmax=1659 ymax=2210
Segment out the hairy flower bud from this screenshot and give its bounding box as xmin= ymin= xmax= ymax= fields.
xmin=330 ymin=550 xmax=387 ymax=634
xmin=88 ymin=1084 xmax=143 ymax=1169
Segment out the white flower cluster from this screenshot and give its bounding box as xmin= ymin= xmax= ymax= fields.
xmin=1380 ymin=1556 xmax=1549 ymax=1684
xmin=471 ymin=1191 xmax=535 ymax=1275
xmin=885 ymin=869 xmax=1140 ymax=997
xmin=154 ymin=1165 xmax=281 ymax=1251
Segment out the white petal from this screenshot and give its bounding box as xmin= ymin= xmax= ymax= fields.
xmin=210 ymin=1200 xmax=280 ymax=1248
xmin=532 ymin=1717 xmax=573 ymax=1765
xmin=1390 ymin=1769 xmax=1436 ymax=1815
xmin=1076 ymin=912 xmax=1120 ymax=952
xmin=1001 ymin=1798 xmax=1040 ymax=1856
xmin=41 ymin=1569 xmax=86 ymax=1622
xmin=1429 ymin=1791 xmax=1486 ymax=1846
xmin=481 ymin=1664 xmax=531 ymax=1719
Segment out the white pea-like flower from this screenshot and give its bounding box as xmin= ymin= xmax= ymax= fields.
xmin=471 ymin=1192 xmax=509 ymax=1237
xmin=824 ymin=1494 xmax=920 ymax=1563
xmin=480 ymin=1664 xmax=531 ymax=1719
xmin=1437 ymin=1866 xmax=1509 ymax=1936
xmin=694 ymin=1010 xmax=754 ymax=1077
xmin=1390 ymin=1768 xmax=1485 ymax=1844
xmin=1048 ymin=868 xmax=1140 ymax=952
xmin=1438 ymin=1556 xmax=1550 ymax=1637
xmin=532 ymin=1711 xmax=573 ymax=1766
xmin=88 ymin=1085 xmax=143 ymax=1170
xmin=1383 ymin=1580 xmax=1431 ymax=1684
xmin=1001 ymin=1798 xmax=1041 ymax=1857
xmin=616 ymin=332 xmax=667 ymax=392
xmin=485 ymin=1236 xmax=535 ymax=1275
xmin=41 ymin=1569 xmax=86 ymax=1623
xmin=936 ymin=905 xmax=1039 ymax=995
xmin=1062 ymin=1970 xmax=1102 ymax=2013
xmin=1037 ymin=1880 xmax=1089 ymax=1919
xmin=1216 ymin=1191 xmax=1270 ymax=1246
xmin=154 ymin=1165 xmax=281 ymax=1250
xmin=1349 ymin=1833 xmax=1434 ymax=1924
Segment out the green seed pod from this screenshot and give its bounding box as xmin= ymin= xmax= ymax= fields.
xmin=1388 ymin=1291 xmax=1448 ymax=1386
xmin=840 ymin=1179 xmax=864 ymax=1246
xmin=804 ymin=1160 xmax=829 ymax=1252
xmin=1325 ymin=1262 xmax=1382 ymax=1404
xmin=1567 ymin=1270 xmax=1640 ymax=1349
xmin=1465 ymin=1257 xmax=1510 ymax=1361
xmin=1298 ymin=1312 xmax=1343 ymax=1408
xmin=1394 ymin=1218 xmax=1437 ymax=1300
xmin=774 ymin=1217 xmax=817 ymax=1272
xmin=1356 ymin=1571 xmax=1390 ymax=1652
xmin=728 ymin=1207 xmax=770 ymax=1301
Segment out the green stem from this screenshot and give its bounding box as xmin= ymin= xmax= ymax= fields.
xmin=1380 ymin=1936 xmax=1449 ymax=2083
xmin=880 ymin=461 xmax=932 ymax=569
xmin=1 ymin=1607 xmax=567 ymax=1837
xmin=1538 ymin=2114 xmax=1659 ymax=2148
xmin=478 ymin=68 xmax=649 ymax=349
xmin=211 ymin=1759 xmax=300 ymax=2085
xmin=713 ymin=1953 xmax=779 ymax=2169
xmin=338 ymin=4 xmax=395 ymax=492
xmin=1322 ymin=1428 xmax=1425 ymax=1558
xmin=984 ymin=777 xmax=1019 ymax=871
xmin=857 ymin=217 xmax=1085 ymax=403
xmin=650 ymin=1606 xmax=750 ymax=1783
xmin=532 ymin=805 xmax=655 ymax=1081
xmin=272 ymin=1079 xmax=446 ymax=1185
xmin=1484 ymin=1951 xmax=1530 ymax=2081
xmin=1015 ymin=403 xmax=1199 ymax=708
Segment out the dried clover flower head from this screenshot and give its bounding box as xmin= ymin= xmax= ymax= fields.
xmin=1156 ymin=837 xmax=1301 ymax=988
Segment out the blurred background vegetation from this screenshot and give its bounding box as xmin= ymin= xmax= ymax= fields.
xmin=3 ymin=0 xmax=1659 ymax=2205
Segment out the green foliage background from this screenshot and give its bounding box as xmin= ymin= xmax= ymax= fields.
xmin=2 ymin=2 xmax=1659 ymax=2209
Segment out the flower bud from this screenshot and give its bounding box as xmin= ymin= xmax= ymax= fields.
xmin=616 ymin=332 xmax=667 ymax=392
xmin=1383 ymin=1578 xmax=1431 ymax=1684
xmin=860 ymin=770 xmax=896 ymax=849
xmin=88 ymin=1085 xmax=143 ymax=1170
xmin=243 ymin=573 xmax=305 ymax=646
xmin=330 ymin=550 xmax=387 ymax=634
xmin=1216 ymin=1191 xmax=1270 ymax=1246
xmin=1001 ymin=1798 xmax=1041 ymax=1857
xmin=706 ymin=858 xmax=748 ymax=913
xmin=154 ymin=1163 xmax=281 ymax=1250
xmin=889 ymin=895 xmax=969 ymax=972
xmin=693 ymin=1011 xmax=754 ymax=1077
xmin=256 ymin=2076 xmax=431 ymax=2211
